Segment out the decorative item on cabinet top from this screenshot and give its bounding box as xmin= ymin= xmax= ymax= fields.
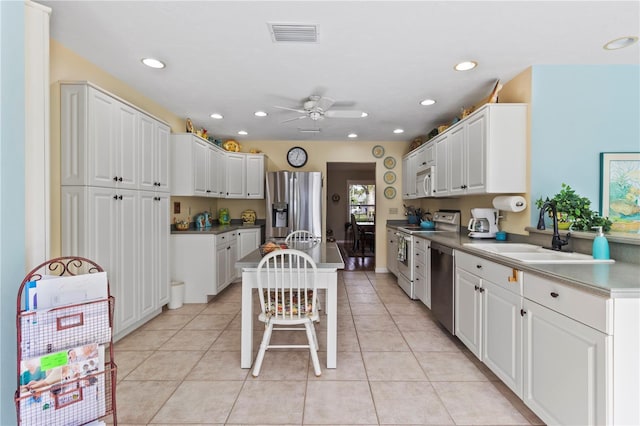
xmin=186 ymin=118 xmax=194 ymax=133
xmin=223 ymin=140 xmax=240 ymax=152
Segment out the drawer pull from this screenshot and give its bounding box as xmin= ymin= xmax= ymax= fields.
xmin=550 ymin=292 xmax=559 ymax=298
xmin=476 ymin=264 xmax=482 ymax=269
xmin=508 ymin=269 xmax=519 ymax=282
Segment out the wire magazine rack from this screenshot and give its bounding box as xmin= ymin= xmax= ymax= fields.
xmin=15 ymin=256 xmax=117 ymax=426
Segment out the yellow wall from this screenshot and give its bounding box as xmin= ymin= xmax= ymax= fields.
xmin=417 ymin=67 xmax=533 ymax=236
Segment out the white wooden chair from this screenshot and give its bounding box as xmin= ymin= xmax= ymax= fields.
xmin=284 ymin=230 xmax=320 ymax=245
xmin=253 ymin=249 xmax=321 ymax=377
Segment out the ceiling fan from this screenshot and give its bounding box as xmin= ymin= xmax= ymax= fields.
xmin=275 ymin=95 xmax=366 ymax=123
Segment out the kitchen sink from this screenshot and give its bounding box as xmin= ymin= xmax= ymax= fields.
xmin=463 ymin=243 xmax=615 ymax=264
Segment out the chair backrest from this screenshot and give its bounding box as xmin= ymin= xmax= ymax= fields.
xmin=285 ymin=230 xmax=320 ymax=244
xmin=256 ymin=249 xmax=318 ymax=320
xmin=350 ymin=214 xmax=360 ymax=235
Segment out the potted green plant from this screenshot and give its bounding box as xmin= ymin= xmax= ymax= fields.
xmin=535 ymin=183 xmax=612 ymax=231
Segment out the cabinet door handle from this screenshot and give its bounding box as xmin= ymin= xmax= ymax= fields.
xmin=118 ymin=195 xmax=123 ymax=200
xmin=474 ymin=285 xmax=480 ymax=291
xmin=508 ymin=269 xmax=519 ymax=282
xmin=113 ymin=176 xmax=118 ymax=182
xmin=476 ymin=264 xmax=482 ymax=269
xmin=118 ymin=177 xmax=123 ymax=182
xmin=520 ymin=309 xmax=527 ymax=316
xmin=479 ymin=287 xmax=485 ymax=293
xmin=113 ymin=195 xmax=118 ymax=200
xmin=550 ymin=292 xmax=559 ymax=298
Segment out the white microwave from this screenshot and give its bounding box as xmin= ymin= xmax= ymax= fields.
xmin=416 ymin=166 xmax=435 ymax=198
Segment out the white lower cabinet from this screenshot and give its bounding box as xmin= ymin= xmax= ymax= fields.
xmin=455 ymin=251 xmax=523 ymax=397
xmin=216 ymin=232 xmax=238 ymax=293
xmin=386 ymin=228 xmax=398 ymax=276
xmin=413 ymin=237 xmax=430 ymax=307
xmin=236 ymin=228 xmax=261 ymax=278
xmin=61 ymin=186 xmax=168 ymax=340
xmin=171 ymin=230 xmax=240 ymax=303
xmin=522 ymin=298 xmax=608 ymax=426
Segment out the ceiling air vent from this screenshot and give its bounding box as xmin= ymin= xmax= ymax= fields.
xmin=268 ymin=23 xmax=318 ymax=43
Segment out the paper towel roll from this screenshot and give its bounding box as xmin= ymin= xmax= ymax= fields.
xmin=492 ymin=196 xmax=527 ymax=212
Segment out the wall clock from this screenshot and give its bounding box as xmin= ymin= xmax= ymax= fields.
xmin=287 ymin=146 xmax=308 ymax=168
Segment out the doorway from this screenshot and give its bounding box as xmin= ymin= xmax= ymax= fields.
xmin=326 ymin=162 xmax=376 ymax=270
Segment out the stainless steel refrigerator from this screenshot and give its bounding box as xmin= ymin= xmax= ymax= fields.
xmin=266 ymin=171 xmax=322 ymax=240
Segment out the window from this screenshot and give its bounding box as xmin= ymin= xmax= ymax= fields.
xmin=348 ymin=181 xmax=375 ymax=222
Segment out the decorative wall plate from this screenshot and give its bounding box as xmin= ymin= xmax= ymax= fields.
xmin=372 ymin=145 xmax=385 ymax=158
xmin=384 ymin=156 xmax=396 ymax=169
xmin=384 ymin=186 xmax=397 ymax=199
xmin=383 ymin=171 xmax=396 ymax=184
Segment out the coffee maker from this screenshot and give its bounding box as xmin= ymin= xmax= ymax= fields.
xmin=468 ymin=208 xmax=500 ymax=238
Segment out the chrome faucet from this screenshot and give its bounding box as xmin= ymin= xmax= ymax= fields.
xmin=537 ymin=201 xmax=570 ymax=251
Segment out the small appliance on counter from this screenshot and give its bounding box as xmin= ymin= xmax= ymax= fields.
xmin=468 ymin=208 xmax=500 ymax=238
xmin=218 ymin=208 xmax=230 ymax=225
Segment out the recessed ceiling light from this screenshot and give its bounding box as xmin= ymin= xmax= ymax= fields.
xmin=361 ymin=112 xmax=369 ymax=118
xmin=210 ymin=113 xmax=223 ymax=119
xmin=454 ymin=61 xmax=478 ymax=71
xmin=141 ymin=58 xmax=165 ymax=69
xmin=238 ymin=130 xmax=248 ymax=136
xmin=348 ymin=133 xmax=358 ymax=138
xmin=393 ymin=128 xmax=404 ymax=134
xmin=604 ymin=36 xmax=638 ymax=50
xmin=420 ymin=99 xmax=436 ymax=106
xmin=254 ymin=111 xmax=268 ymax=117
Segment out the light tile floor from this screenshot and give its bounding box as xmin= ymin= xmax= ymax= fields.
xmin=111 ymin=271 xmax=545 ymax=425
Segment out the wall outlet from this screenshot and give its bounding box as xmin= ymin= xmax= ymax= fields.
xmin=389 ymin=207 xmax=398 ymax=214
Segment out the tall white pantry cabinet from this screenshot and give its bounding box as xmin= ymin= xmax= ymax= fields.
xmin=60 ymin=82 xmax=171 ymax=340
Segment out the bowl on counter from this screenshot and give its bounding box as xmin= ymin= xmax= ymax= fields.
xmin=175 ymin=221 xmax=190 ymax=231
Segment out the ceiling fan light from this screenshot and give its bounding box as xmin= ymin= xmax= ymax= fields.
xmin=238 ymin=130 xmax=248 ymax=135
xmin=141 ymin=58 xmax=165 ymax=69
xmin=210 ymin=113 xmax=223 ymax=119
xmin=254 ymin=111 xmax=268 ymax=117
xmin=604 ymin=36 xmax=638 ymax=50
xmin=348 ymin=133 xmax=358 ymax=138
xmin=393 ymin=128 xmax=404 ymax=134
xmin=420 ymin=98 xmax=436 ymax=106
xmin=454 ymin=61 xmax=478 ymax=71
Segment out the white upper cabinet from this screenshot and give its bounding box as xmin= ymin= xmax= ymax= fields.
xmin=172 ymin=134 xmax=264 ymax=199
xmin=246 ymin=154 xmax=265 ymax=199
xmin=402 ymin=152 xmax=418 ymax=199
xmin=225 ymin=153 xmax=246 ymax=198
xmin=171 ymin=133 xmax=223 ymax=197
xmin=139 ymin=114 xmax=170 ymax=192
xmin=402 ymin=103 xmax=526 ymax=198
xmin=61 ymin=83 xmax=169 ymax=192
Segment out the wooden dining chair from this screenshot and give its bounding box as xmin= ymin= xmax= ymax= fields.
xmin=253 ymin=249 xmax=321 ymax=377
xmin=351 ymin=214 xmax=374 ymax=255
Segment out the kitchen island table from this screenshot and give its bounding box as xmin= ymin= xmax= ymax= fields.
xmin=236 ymin=242 xmax=345 ymax=369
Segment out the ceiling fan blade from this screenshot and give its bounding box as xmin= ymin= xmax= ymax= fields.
xmin=281 ymin=115 xmax=308 ymax=124
xmin=315 ymin=96 xmax=335 ymax=112
xmin=325 ymin=110 xmax=365 ymax=118
xmin=273 ymin=105 xmax=306 ymax=113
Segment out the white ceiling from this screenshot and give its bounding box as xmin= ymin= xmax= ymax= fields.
xmin=41 ymin=1 xmax=639 ymax=142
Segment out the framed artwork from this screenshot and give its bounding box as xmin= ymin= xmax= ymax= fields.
xmin=600 ymin=152 xmax=640 ymax=233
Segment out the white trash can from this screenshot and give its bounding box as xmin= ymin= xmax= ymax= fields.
xmin=168 ymin=280 xmax=185 ymax=309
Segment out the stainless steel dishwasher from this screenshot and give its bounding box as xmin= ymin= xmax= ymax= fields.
xmin=430 ymin=242 xmax=455 ymax=334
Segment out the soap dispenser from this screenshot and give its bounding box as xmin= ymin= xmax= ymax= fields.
xmin=592 ymin=226 xmax=610 ymax=260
